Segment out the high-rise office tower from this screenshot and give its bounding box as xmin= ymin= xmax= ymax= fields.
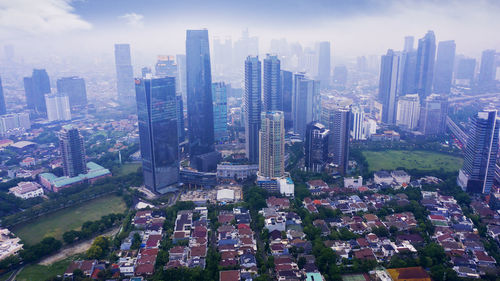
xmin=419 ymin=94 xmax=448 ymax=136
xmin=351 ymin=105 xmax=365 ymax=140
xmin=321 ymin=102 xmax=350 ymax=175
xmin=59 ymin=125 xmax=86 ymax=177
xmin=45 ymin=94 xmax=71 ymax=122
xmin=415 ymin=31 xmax=436 ymax=102
xmin=357 ymin=56 xmax=367 ymax=72
xmin=317 ymin=41 xmax=331 ymax=88
xmin=305 ymin=122 xmax=330 ymax=172
xmin=135 ymin=77 xmax=179 ymax=193
xmin=378 ymin=49 xmax=400 ymax=124
xmin=186 ymin=30 xmax=215 ymax=165
xmin=401 ymin=50 xmax=418 ymax=94
xmin=259 ymin=111 xmax=285 ymax=178
xmin=233 ymin=29 xmax=259 ymax=76
xmin=455 ymin=58 xmax=476 ymax=86
xmin=263 ymin=54 xmax=282 ymax=111
xmin=212 ymin=82 xmax=228 ymax=143
xmin=396 ymin=94 xmax=420 ymax=130
xmin=293 ymin=74 xmax=320 ymax=138
xmin=433 ymin=40 xmax=456 ymax=94
xmin=141 ymin=67 xmax=152 ymax=78
xmin=176 ymin=54 xmax=187 ymax=101
xmin=244 ymin=56 xmax=262 ymax=163
xmin=280 ymin=70 xmax=293 ymax=131
xmin=212 ymin=36 xmax=232 ymax=77
xmin=0 ymin=77 xmax=6 ymax=115
xmin=404 ymin=36 xmax=414 ymax=52
xmin=332 ymin=65 xmax=348 ymax=88
xmin=24 ymin=69 xmax=50 ymax=115
xmin=155 ymin=56 xmax=180 ymax=94
xmin=458 ymin=109 xmax=499 ymax=194
xmin=478 ymin=49 xmax=497 ymax=91
xmin=56 ymin=76 xmax=87 ymax=111
xmin=176 ymin=95 xmax=185 ymax=143
xmin=114 ymin=44 xmax=135 ymax=101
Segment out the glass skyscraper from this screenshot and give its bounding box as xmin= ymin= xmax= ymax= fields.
xmin=293 ymin=73 xmax=320 ymax=138
xmin=114 ymin=44 xmax=135 ymax=101
xmin=478 ymin=49 xmax=497 ymax=91
xmin=317 ymin=41 xmax=331 ymax=88
xmin=56 ymin=76 xmax=87 ymax=111
xmin=321 ymin=101 xmax=351 ymax=175
xmin=280 ymin=70 xmax=293 ymax=132
xmin=305 ymin=122 xmax=330 ymax=172
xmin=59 ymin=125 xmax=86 ymax=177
xmin=433 ymin=40 xmax=456 ymax=94
xmin=212 ymin=82 xmax=228 ymax=143
xmin=415 ymin=31 xmax=436 ymax=103
xmin=186 ymin=30 xmax=215 ymax=162
xmin=263 ymin=54 xmax=282 ymax=111
xmin=244 ymin=56 xmax=262 ymax=163
xmin=458 ymin=109 xmax=499 ymax=194
xmin=24 ymin=69 xmax=51 ymax=115
xmin=0 ymin=77 xmax=6 ymax=115
xmin=135 ymin=77 xmax=179 ymax=193
xmin=378 ymin=49 xmax=400 ymax=125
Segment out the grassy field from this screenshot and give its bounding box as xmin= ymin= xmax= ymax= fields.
xmin=16 ymin=256 xmax=74 ymax=281
xmin=362 ymin=150 xmax=463 ymax=173
xmin=13 ymin=195 xmax=127 ymax=245
xmin=114 ymin=162 xmax=141 ymax=176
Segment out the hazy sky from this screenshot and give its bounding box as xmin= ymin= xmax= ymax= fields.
xmin=1 ymin=0 xmax=499 ymax=65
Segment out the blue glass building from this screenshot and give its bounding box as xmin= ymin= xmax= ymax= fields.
xmin=415 ymin=31 xmax=436 ymax=103
xmin=244 ymin=56 xmax=262 ymax=163
xmin=263 ymin=54 xmax=282 ymax=111
xmin=24 ymin=69 xmax=50 ymax=115
xmin=0 ymin=77 xmax=6 ymax=115
xmin=212 ymin=82 xmax=228 ymax=143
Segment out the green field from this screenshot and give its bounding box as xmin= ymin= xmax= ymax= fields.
xmin=114 ymin=162 xmax=141 ymax=176
xmin=16 ymin=257 xmax=74 ymax=281
xmin=13 ymin=195 xmax=127 ymax=245
xmin=362 ymin=150 xmax=463 ymax=173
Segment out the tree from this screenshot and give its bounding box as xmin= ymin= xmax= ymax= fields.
xmin=298 ymin=256 xmax=306 ymax=269
xmin=87 ymin=244 xmax=103 ymax=259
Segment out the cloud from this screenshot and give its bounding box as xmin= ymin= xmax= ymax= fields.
xmin=0 ymin=0 xmax=92 ymax=39
xmin=120 ymin=13 xmax=144 ymax=27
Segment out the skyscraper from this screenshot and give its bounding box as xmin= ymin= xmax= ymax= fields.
xmin=478 ymin=49 xmax=497 ymax=91
xmin=24 ymin=69 xmax=50 ymax=115
xmin=59 ymin=125 xmax=86 ymax=177
xmin=332 ymin=65 xmax=348 ymax=88
xmin=305 ymin=122 xmax=330 ymax=172
xmin=176 ymin=95 xmax=185 ymax=143
xmin=155 ymin=56 xmax=181 ymax=94
xmin=244 ymin=56 xmax=262 ymax=163
xmin=404 ymin=36 xmax=414 ymax=52
xmin=176 ymin=54 xmax=187 ymax=101
xmin=351 ymin=105 xmax=365 ymax=140
xmin=317 ymin=41 xmax=331 ymax=88
xmin=396 ymin=94 xmax=420 ymax=130
xmin=458 ymin=109 xmax=499 ymax=194
xmin=259 ymin=111 xmax=285 ymax=179
xmin=0 ymin=77 xmax=6 ymax=115
xmin=293 ymin=74 xmax=320 ymax=138
xmin=419 ymin=94 xmax=448 ymax=136
xmin=401 ymin=50 xmax=418 ymax=94
xmin=321 ymin=101 xmax=351 ymax=175
xmin=378 ymin=49 xmax=400 ymax=124
xmin=263 ymin=54 xmax=282 ymax=111
xmin=56 ymin=76 xmax=87 ymax=110
xmin=433 ymin=40 xmax=456 ymax=94
xmin=45 ymin=93 xmax=71 ymax=122
xmin=212 ymin=82 xmax=228 ymax=143
xmin=415 ymin=31 xmax=436 ymax=102
xmin=114 ymin=44 xmax=135 ymax=101
xmin=135 ymin=77 xmax=179 ymax=193
xmin=186 ymin=30 xmax=215 ymax=166
xmin=280 ymin=70 xmax=293 ymax=131
xmin=455 ymin=58 xmax=476 ymax=86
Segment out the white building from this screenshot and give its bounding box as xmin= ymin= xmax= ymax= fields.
xmin=363 ymin=118 xmax=377 ymax=139
xmin=278 ymin=177 xmax=295 ymax=197
xmin=374 ymin=171 xmax=394 ymax=185
xmin=396 ymin=94 xmax=420 ymax=130
xmin=391 ymin=170 xmax=411 ymax=185
xmin=0 ymin=228 xmax=23 ymax=261
xmin=216 ymin=163 xmax=258 ymax=180
xmin=45 ymin=93 xmax=71 ymax=122
xmin=351 ymin=105 xmax=365 ymax=140
xmin=344 ymin=176 xmax=363 ymax=188
xmin=0 ymin=112 xmax=31 ymax=136
xmin=9 ymin=181 xmax=44 ymax=199
xmin=217 ymin=188 xmax=235 ymax=203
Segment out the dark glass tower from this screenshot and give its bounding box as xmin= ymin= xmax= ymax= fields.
xmin=305 ymin=122 xmax=330 ymax=172
xmin=186 ymin=30 xmax=215 ymax=163
xmin=458 ymin=110 xmax=499 ymax=194
xmin=24 ymin=69 xmax=50 ymax=115
xmin=56 ymin=76 xmax=87 ymax=111
xmin=321 ymin=102 xmax=351 ymax=175
xmin=378 ymin=49 xmax=400 ymax=124
xmin=280 ymin=70 xmax=293 ymax=131
xmin=433 ymin=40 xmax=456 ymax=94
xmin=317 ymin=41 xmax=331 ymax=88
xmin=455 ymin=58 xmax=476 ymax=85
xmin=419 ymin=94 xmax=448 ymax=136
xmin=135 ymin=77 xmax=179 ymax=193
xmin=212 ymin=82 xmax=228 ymax=143
xmin=176 ymin=95 xmax=185 ymax=143
xmin=244 ymin=56 xmax=262 ymax=163
xmin=415 ymin=31 xmax=436 ymax=103
xmin=0 ymin=77 xmax=6 ymax=115
xmin=478 ymin=49 xmax=497 ymax=92
xmin=263 ymin=54 xmax=282 ymax=111
xmin=114 ymin=44 xmax=135 ymax=101
xmin=59 ymin=125 xmax=87 ymax=177
xmin=293 ymin=74 xmax=320 ymax=138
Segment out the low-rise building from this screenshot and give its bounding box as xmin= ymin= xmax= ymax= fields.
xmin=9 ymin=181 xmax=43 ymax=199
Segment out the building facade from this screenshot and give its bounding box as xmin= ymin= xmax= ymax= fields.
xmin=59 ymin=125 xmax=87 ymax=177
xmin=396 ymin=94 xmax=420 ymax=130
xmin=212 ymin=82 xmax=228 ymax=143
xmin=244 ymin=56 xmax=262 ymax=163
xmin=56 ymin=76 xmax=87 ymax=110
xmin=0 ymin=77 xmax=6 ymax=115
xmin=114 ymin=44 xmax=135 ymax=101
xmin=280 ymin=70 xmax=293 ymax=132
xmin=259 ymin=111 xmax=285 ymax=179
xmin=415 ymin=31 xmax=436 ymax=103
xmin=45 ymin=93 xmax=71 ymax=122
xmin=378 ymin=49 xmax=400 ymax=125
xmin=433 ymin=40 xmax=456 ymax=94
xmin=263 ymin=54 xmax=282 ymax=111
xmin=293 ymin=73 xmax=320 ymax=138
xmin=24 ymin=69 xmax=50 ymax=115
xmin=419 ymin=94 xmax=448 ymax=136
xmin=305 ymin=122 xmax=330 ymax=172
xmin=317 ymin=41 xmax=331 ymax=88
xmin=321 ymin=102 xmax=351 ymax=175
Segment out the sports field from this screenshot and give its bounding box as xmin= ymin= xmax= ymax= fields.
xmin=362 ymin=150 xmax=463 ymax=173
xmin=12 ymin=195 xmax=127 ymax=245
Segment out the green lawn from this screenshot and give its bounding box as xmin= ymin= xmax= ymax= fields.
xmin=113 ymin=162 xmax=141 ymax=176
xmin=13 ymin=195 xmax=127 ymax=245
xmin=362 ymin=150 xmax=463 ymax=173
xmin=16 ymin=256 xmax=73 ymax=281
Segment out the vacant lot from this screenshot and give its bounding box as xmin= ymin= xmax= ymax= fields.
xmin=362 ymin=150 xmax=463 ymax=173
xmin=13 ymin=195 xmax=127 ymax=245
